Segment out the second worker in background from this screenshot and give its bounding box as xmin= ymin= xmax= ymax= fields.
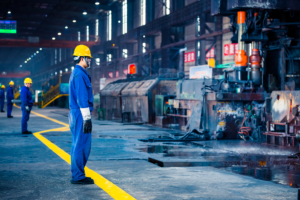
xmin=6 ymin=81 xmax=14 ymax=118
xmin=21 ymin=78 xmax=34 ymax=134
xmin=0 ymin=85 xmax=5 ymax=112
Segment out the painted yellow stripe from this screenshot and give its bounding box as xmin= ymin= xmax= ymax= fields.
xmin=14 ymin=105 xmax=136 ymax=200
xmin=14 ymin=105 xmax=69 ymax=127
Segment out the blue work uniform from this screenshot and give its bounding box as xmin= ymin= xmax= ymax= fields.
xmin=20 ymin=86 xmax=33 ymax=132
xmin=0 ymin=89 xmax=4 ymax=111
xmin=6 ymin=87 xmax=14 ymax=117
xmin=69 ymin=65 xmax=93 ymax=181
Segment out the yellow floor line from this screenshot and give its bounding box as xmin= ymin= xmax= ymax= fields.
xmin=14 ymin=105 xmax=136 ymax=200
xmin=14 ymin=105 xmax=69 ymax=127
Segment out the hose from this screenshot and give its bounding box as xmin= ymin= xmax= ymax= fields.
xmin=238 ymin=110 xmax=252 ymax=140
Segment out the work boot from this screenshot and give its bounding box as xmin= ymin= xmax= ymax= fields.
xmin=1 ymin=110 xmax=4 ymax=112
xmin=70 ymin=177 xmax=94 ymax=184
xmin=22 ymin=131 xmax=32 ymax=134
xmin=7 ymin=116 xmax=13 ymax=118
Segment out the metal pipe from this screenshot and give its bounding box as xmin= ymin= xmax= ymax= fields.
xmin=235 ymin=11 xmax=248 ymax=82
xmin=238 ymin=23 xmax=245 ymax=50
xmin=252 ymin=41 xmax=259 ymax=49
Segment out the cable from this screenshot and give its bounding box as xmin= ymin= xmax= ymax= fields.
xmin=238 ymin=109 xmax=252 ymax=140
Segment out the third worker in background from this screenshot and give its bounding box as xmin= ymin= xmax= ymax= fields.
xmin=21 ymin=78 xmax=33 ymax=134
xmin=6 ymin=81 xmax=14 ymax=118
xmin=0 ymin=85 xmax=5 ymax=112
xmin=69 ymin=45 xmax=94 ymax=184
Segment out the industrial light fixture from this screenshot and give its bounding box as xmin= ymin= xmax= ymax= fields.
xmin=71 ymin=66 xmax=74 ymax=70
xmin=20 ymin=65 xmax=22 ymax=67
xmin=95 ymin=1 xmax=100 ymax=5
xmin=65 ymin=68 xmax=68 ymax=72
xmin=83 ymin=11 xmax=87 ymax=15
xmin=65 ymin=26 xmax=68 ymax=29
xmin=7 ymin=10 xmax=11 ymax=14
xmin=118 ymin=20 xmax=121 ymax=23
xmin=36 ymin=51 xmax=39 ymax=53
xmin=73 ymin=19 xmax=76 ymax=23
xmin=25 ymin=61 xmax=27 ymax=63
xmin=34 ymin=53 xmax=36 ymax=56
xmin=40 ymin=48 xmax=42 ymax=50
xmin=58 ymin=32 xmax=61 ymax=35
xmin=143 ymin=35 xmax=145 ymax=38
xmin=52 ymin=37 xmax=56 ymax=40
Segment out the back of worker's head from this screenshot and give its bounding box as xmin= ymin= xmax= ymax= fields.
xmin=8 ymin=81 xmax=14 ymax=88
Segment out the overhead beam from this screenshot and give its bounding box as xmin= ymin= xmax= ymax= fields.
xmin=0 ymin=0 xmax=111 ymax=10
xmin=0 ymin=39 xmax=100 ymax=48
xmin=16 ymin=18 xmax=95 ymax=26
xmin=4 ymin=11 xmax=98 ymax=20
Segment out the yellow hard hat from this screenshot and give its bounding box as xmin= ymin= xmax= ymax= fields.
xmin=24 ymin=77 xmax=33 ymax=84
xmin=73 ymin=45 xmax=93 ymax=58
xmin=9 ymin=81 xmax=14 ymax=85
xmin=1 ymin=85 xmax=5 ymax=89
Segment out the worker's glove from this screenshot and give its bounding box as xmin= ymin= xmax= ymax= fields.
xmin=83 ymin=119 xmax=92 ymax=134
xmin=80 ymin=108 xmax=92 ymax=134
xmin=25 ymin=106 xmax=30 ymax=113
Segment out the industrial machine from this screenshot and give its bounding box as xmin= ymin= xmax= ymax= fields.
xmin=100 ymin=76 xmax=177 ymax=124
xmin=142 ymin=0 xmax=300 ymax=143
xmin=209 ymin=0 xmax=300 ymax=145
xmin=100 ymin=80 xmax=129 ymax=121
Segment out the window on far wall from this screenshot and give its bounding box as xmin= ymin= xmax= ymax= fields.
xmin=141 ymin=0 xmax=146 ymax=26
xmin=122 ymin=0 xmax=127 ymax=34
xmin=123 ymin=49 xmax=128 ymax=58
xmin=86 ymin=26 xmax=89 ymax=41
xmin=107 ymin=54 xmax=112 ymax=62
xmin=95 ymin=19 xmax=99 ymax=40
xmin=142 ymin=43 xmax=146 ymax=53
xmin=107 ymin=11 xmax=112 ymax=41
xmin=164 ymin=0 xmax=170 ymax=15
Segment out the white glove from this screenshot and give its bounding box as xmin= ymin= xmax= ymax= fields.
xmin=80 ymin=108 xmax=91 ymax=120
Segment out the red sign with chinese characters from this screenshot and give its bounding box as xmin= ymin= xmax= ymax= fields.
xmin=108 ymin=72 xmax=113 ymax=78
xmin=123 ymin=69 xmax=128 ymax=76
xmin=116 ymin=71 xmax=119 ymax=78
xmin=206 ymin=47 xmax=215 ymax=59
xmin=224 ymin=44 xmax=229 ymax=56
xmin=224 ymin=43 xmax=238 ymax=56
xmin=184 ymin=51 xmax=195 ymax=63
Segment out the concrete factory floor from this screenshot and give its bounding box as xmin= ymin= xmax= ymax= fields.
xmin=0 ymin=104 xmax=299 ymax=199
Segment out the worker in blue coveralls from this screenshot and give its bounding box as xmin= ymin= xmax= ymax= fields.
xmin=6 ymin=81 xmax=15 ymax=118
xmin=0 ymin=85 xmax=5 ymax=112
xmin=21 ymin=78 xmax=34 ymax=134
xmin=69 ymin=45 xmax=94 ymax=184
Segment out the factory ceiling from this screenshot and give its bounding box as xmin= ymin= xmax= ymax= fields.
xmin=0 ymin=0 xmax=118 ymax=73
